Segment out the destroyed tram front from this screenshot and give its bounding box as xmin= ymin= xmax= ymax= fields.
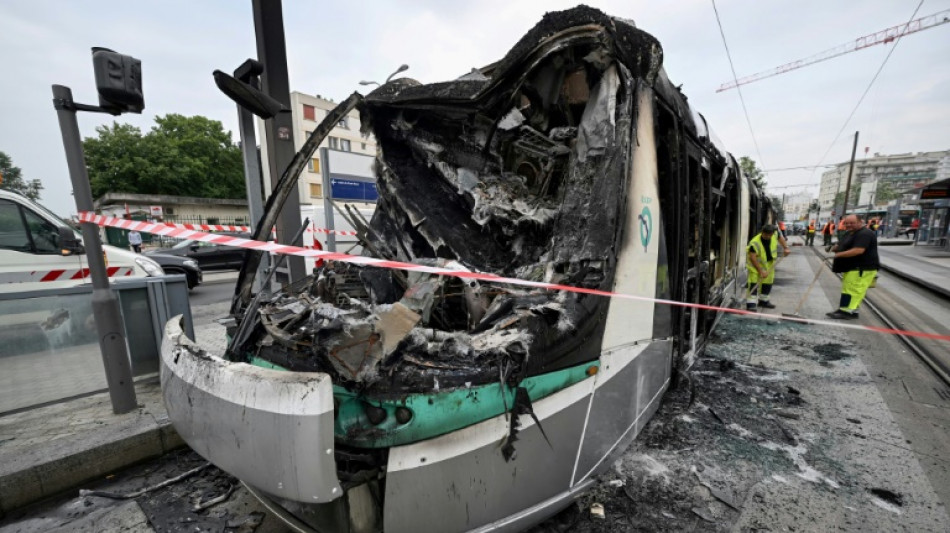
xmin=161 ymin=7 xmax=759 ymax=532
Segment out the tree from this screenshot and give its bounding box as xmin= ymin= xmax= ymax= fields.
xmin=739 ymin=156 xmax=767 ymax=190
xmin=0 ymin=151 xmax=43 ymax=200
xmin=769 ymin=196 xmax=785 ymax=222
xmin=873 ymin=181 xmax=900 ymax=205
xmin=833 ymin=182 xmax=861 ymax=212
xmin=83 ymin=114 xmax=245 ymax=200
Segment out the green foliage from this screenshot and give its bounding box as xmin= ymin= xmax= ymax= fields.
xmin=739 ymin=156 xmax=767 ymax=190
xmin=769 ymin=195 xmax=785 ymax=221
xmin=83 ymin=114 xmax=245 ymax=200
xmin=0 ymin=151 xmax=43 ymax=200
xmin=873 ymin=181 xmax=899 ymax=205
xmin=833 ymin=182 xmax=861 ymax=211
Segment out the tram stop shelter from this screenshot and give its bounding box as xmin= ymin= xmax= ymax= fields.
xmin=908 ymin=177 xmax=950 ymax=249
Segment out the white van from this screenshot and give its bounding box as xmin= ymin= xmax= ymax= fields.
xmin=0 ymin=189 xmax=163 ymax=292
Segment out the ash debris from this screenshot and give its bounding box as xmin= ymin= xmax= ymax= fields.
xmin=528 ymin=315 xmax=869 ymax=532
xmin=0 ymin=449 xmax=277 ymax=532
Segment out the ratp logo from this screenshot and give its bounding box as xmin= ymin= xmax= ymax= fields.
xmin=637 ymin=205 xmax=652 ymax=253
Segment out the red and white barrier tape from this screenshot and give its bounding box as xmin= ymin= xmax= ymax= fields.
xmin=148 ymin=220 xmax=357 ymax=237
xmin=0 ymin=267 xmax=134 ymax=284
xmin=79 ymin=212 xmax=950 ymax=343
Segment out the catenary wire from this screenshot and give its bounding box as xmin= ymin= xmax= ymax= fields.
xmin=807 ymin=0 xmax=925 ymax=184
xmin=711 ymin=0 xmax=768 ymax=176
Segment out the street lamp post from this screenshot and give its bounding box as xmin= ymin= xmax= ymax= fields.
xmin=359 ymin=64 xmax=410 ymax=88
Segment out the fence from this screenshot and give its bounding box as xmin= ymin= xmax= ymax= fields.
xmin=0 ymin=275 xmax=194 ymax=414
xmin=105 ymin=214 xmax=251 ymax=249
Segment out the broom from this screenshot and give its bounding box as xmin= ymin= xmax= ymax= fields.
xmin=783 ymin=259 xmax=828 ymax=319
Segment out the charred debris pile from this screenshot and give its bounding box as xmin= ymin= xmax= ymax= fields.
xmin=229 ymin=7 xmax=663 ymax=396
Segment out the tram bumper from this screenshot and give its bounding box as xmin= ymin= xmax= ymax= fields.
xmin=159 ymin=316 xmax=343 ymax=503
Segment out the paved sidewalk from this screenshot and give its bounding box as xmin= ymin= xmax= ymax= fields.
xmin=876 ymin=244 xmax=950 ymax=299
xmin=0 ymin=381 xmax=182 ymax=517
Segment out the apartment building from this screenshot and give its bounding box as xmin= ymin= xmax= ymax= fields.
xmin=818 ymin=150 xmax=950 ymax=212
xmin=259 ymin=91 xmax=377 ymax=207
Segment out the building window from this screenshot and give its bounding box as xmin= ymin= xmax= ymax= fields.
xmin=361 ymin=142 xmax=367 ymax=150
xmin=309 ymin=183 xmax=323 ymax=198
xmin=338 ymin=117 xmax=349 ymax=129
xmin=329 ymin=137 xmax=339 ymax=150
xmin=303 ymin=104 xmax=315 ymax=121
xmin=308 ymin=158 xmax=321 ymax=173
xmin=341 ymin=139 xmax=351 ymax=152
xmin=305 ymin=130 xmax=313 ymax=140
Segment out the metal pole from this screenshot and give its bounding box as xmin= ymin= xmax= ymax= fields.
xmin=252 ymin=0 xmax=305 ymax=284
xmin=842 ymin=131 xmax=859 ymax=217
xmin=320 ymin=147 xmax=336 ymax=252
xmin=52 ymin=84 xmax=136 ymax=414
xmin=235 ymin=80 xmax=270 ymax=293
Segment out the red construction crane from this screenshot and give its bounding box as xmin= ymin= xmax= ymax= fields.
xmin=717 ymin=8 xmax=950 ymax=92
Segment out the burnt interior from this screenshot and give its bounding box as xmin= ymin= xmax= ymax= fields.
xmin=230 ymin=8 xmax=665 ymax=396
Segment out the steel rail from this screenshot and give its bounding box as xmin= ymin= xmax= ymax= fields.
xmin=810 ymin=246 xmax=950 ymax=387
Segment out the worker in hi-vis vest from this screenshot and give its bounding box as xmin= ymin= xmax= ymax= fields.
xmin=821 ymin=219 xmax=835 ymax=248
xmin=805 ymin=220 xmax=816 ymax=246
xmin=746 ymin=224 xmax=790 ymax=311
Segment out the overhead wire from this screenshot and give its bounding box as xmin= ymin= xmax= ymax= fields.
xmin=764 ymin=165 xmax=836 ymax=172
xmin=808 ymin=0 xmax=926 ymax=183
xmin=710 ymin=0 xmax=767 ymax=177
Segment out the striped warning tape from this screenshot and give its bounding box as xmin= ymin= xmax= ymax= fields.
xmin=78 ymin=211 xmax=950 ymax=343
xmin=141 ymin=220 xmax=358 ymax=237
xmin=0 ymin=266 xmax=135 ymax=284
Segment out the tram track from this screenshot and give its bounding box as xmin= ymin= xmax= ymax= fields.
xmin=808 ymin=245 xmax=950 ymax=388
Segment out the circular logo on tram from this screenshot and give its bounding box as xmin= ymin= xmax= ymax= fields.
xmin=638 ymin=206 xmax=652 ymax=253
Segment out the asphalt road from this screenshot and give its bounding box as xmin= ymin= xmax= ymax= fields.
xmin=190 ymin=274 xmax=238 ymax=309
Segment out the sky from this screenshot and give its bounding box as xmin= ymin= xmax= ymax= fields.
xmin=1 ymin=0 xmax=949 ymax=217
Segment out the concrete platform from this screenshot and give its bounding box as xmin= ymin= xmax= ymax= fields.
xmin=0 ymin=381 xmax=182 ymax=518
xmin=797 ymin=236 xmax=950 ymax=299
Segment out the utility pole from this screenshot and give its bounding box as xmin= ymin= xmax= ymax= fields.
xmin=842 ymin=131 xmax=860 ymax=217
xmin=53 ymin=82 xmax=138 ymax=414
xmin=231 ymin=59 xmax=270 ymax=293
xmin=252 ymin=0 xmax=305 ymax=284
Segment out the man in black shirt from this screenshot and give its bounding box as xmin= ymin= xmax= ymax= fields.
xmin=826 ymin=215 xmax=879 ymax=319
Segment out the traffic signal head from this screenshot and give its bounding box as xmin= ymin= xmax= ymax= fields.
xmin=92 ymin=47 xmax=144 ymax=114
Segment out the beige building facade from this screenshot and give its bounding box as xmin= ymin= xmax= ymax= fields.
xmin=259 ymin=92 xmax=377 ymax=207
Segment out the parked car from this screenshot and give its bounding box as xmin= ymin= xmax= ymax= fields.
xmin=146 ymin=253 xmax=202 ymax=290
xmin=147 ymin=232 xmax=248 ymax=271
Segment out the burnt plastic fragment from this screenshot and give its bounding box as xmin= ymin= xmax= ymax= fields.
xmin=501 ymin=387 xmax=552 ymax=462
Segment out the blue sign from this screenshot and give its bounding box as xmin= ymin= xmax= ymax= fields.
xmin=330 ymin=176 xmax=378 ymax=202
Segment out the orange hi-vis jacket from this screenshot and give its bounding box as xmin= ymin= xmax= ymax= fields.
xmin=808 ymin=222 xmax=816 ymax=233
xmin=822 ymin=222 xmax=834 ymax=235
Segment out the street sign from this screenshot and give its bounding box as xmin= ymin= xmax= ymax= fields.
xmin=329 ymin=177 xmax=378 ymax=202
